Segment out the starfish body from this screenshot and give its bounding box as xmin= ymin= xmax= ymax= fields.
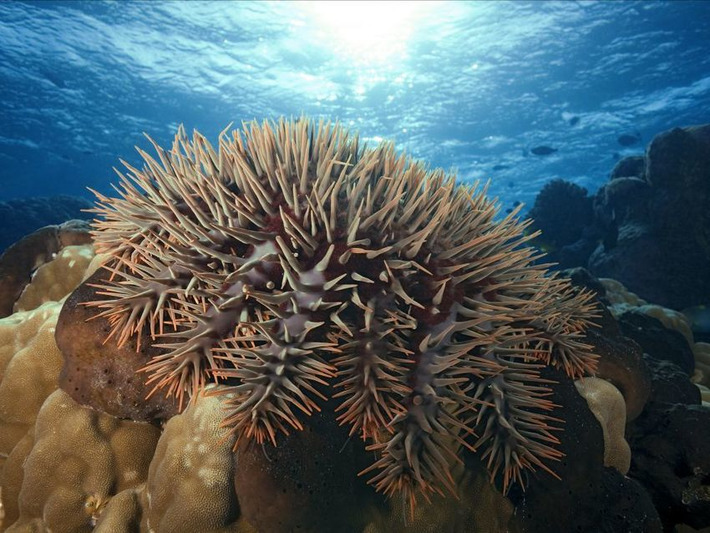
xmin=87 ymin=118 xmax=598 ymax=511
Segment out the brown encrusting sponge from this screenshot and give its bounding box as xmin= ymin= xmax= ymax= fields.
xmin=77 ymin=117 xmax=598 ymax=513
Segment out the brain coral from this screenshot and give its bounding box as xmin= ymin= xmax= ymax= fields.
xmin=83 ymin=118 xmax=598 ymax=511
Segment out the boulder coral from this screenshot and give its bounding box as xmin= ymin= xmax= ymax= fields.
xmin=12 ymin=244 xmax=95 ymax=313
xmin=574 ymin=377 xmax=631 ymax=474
xmin=0 ymin=220 xmax=92 ymax=318
xmin=591 ymin=124 xmax=710 ymax=309
xmin=60 ymin=117 xmax=599 ymax=514
xmin=0 ymin=303 xmax=64 ymax=527
xmin=1 ymin=243 xmax=97 ymax=483
xmin=5 ymin=389 xmax=159 ymax=533
xmin=94 ymin=393 xmax=252 ymax=532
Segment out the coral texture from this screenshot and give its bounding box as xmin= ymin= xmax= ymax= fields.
xmin=0 ymin=220 xmax=92 ymax=318
xmin=0 ymin=302 xmax=69 ymax=464
xmin=14 ymin=244 xmax=94 ymax=313
xmin=575 ymin=377 xmax=631 ymax=474
xmin=0 ymin=303 xmax=64 ymax=527
xmin=5 ymin=390 xmax=159 ymax=533
xmin=94 ymin=393 xmax=250 ymax=533
xmin=79 ymin=118 xmax=598 ymax=510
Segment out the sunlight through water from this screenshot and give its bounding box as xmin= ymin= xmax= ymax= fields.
xmin=295 ymin=1 xmax=437 ymax=66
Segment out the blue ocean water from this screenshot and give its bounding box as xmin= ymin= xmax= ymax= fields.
xmin=1 ymin=0 xmax=709 ymax=213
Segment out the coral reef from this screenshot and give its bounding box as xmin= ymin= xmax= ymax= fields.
xmin=596 ymin=278 xmax=710 ymax=530
xmin=0 ymin=244 xmax=99 ymax=529
xmin=0 ymin=195 xmax=93 ymax=254
xmin=13 ymin=244 xmax=95 ymax=313
xmin=0 ymin=304 xmax=65 ymax=522
xmin=110 ymin=393 xmax=248 ymax=532
xmin=527 ymin=179 xmax=598 ymax=268
xmin=59 ymin=118 xmax=599 ymax=513
xmin=528 ymin=123 xmax=710 ymax=311
xmin=6 ymin=389 xmax=159 ymax=533
xmin=3 ymin=119 xmax=710 ymax=532
xmin=574 ymin=377 xmax=630 ymax=474
xmin=0 ymin=220 xmax=92 ymax=318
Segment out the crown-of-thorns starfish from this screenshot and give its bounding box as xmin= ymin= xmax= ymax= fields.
xmin=87 ymin=117 xmax=598 ymax=512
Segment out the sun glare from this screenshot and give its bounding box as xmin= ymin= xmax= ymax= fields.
xmin=297 ymin=1 xmax=434 ymax=65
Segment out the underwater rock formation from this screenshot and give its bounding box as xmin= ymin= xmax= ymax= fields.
xmin=599 ymin=278 xmax=710 ymax=530
xmin=527 ymin=179 xmax=598 ymax=269
xmin=0 ymin=219 xmax=92 ymax=318
xmin=528 ymin=123 xmax=710 ymax=311
xmin=0 ymin=195 xmax=94 ymax=254
xmin=591 ymin=124 xmax=710 ymax=310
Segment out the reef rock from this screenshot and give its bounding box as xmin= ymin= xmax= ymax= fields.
xmin=0 ymin=195 xmax=93 ymax=254
xmin=527 ymin=179 xmax=599 ymax=269
xmin=0 ymin=220 xmax=92 ymax=318
xmin=527 ymin=124 xmax=710 ymax=311
xmin=589 ymin=124 xmax=710 ymax=309
xmin=629 ymin=403 xmax=710 ymax=531
xmin=56 ymin=267 xmax=180 ymax=423
xmin=617 ymin=310 xmax=696 ymax=375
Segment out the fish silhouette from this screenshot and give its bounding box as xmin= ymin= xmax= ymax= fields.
xmin=530 ymin=145 xmax=558 ymax=156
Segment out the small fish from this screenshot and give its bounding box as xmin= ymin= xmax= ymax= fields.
xmin=40 ymin=68 xmax=66 ymax=89
xmin=530 ymin=145 xmax=558 ymax=156
xmin=569 ymin=116 xmax=580 ymax=126
xmin=617 ymin=133 xmax=641 ymax=147
xmin=492 ymin=164 xmax=510 ymax=171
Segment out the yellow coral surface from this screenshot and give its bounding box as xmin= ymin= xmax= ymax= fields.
xmin=575 ymin=377 xmax=631 ymax=475
xmin=1 ymin=244 xmax=98 ymax=530
xmin=13 ymin=245 xmax=95 ymax=314
xmin=5 ymin=390 xmax=159 ymax=533
xmin=0 ymin=303 xmax=63 ymax=477
xmin=106 ymin=393 xmax=255 ymax=532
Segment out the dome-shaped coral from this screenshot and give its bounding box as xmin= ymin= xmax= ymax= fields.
xmin=528 ymin=179 xmax=594 ymax=250
xmin=77 ymin=118 xmax=598 ymax=513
